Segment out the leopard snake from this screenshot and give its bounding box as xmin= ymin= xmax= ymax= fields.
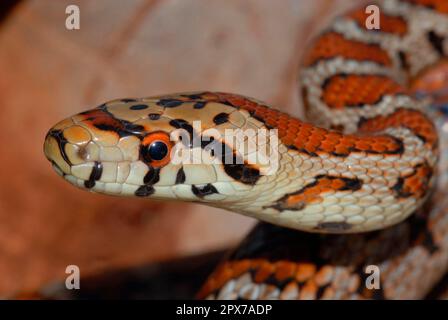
xmin=43 ymin=0 xmax=448 ymax=299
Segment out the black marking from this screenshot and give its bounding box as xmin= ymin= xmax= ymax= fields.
xmin=121 ymin=98 xmax=138 ymax=103
xmin=148 ymin=113 xmax=161 ymax=120
xmin=135 ymin=185 xmax=155 ymax=197
xmin=169 ymin=119 xmax=194 ymax=146
xmin=427 ymin=31 xmax=445 ymax=56
xmin=84 ymin=107 xmax=146 ymax=138
xmin=315 ymin=222 xmax=353 ymax=232
xmin=392 ymin=177 xmax=410 ymax=198
xmin=47 ymin=130 xmax=71 ymax=166
xmin=192 ymin=184 xmax=219 ymax=198
xmin=130 ymin=104 xmax=148 ymax=110
xmin=181 ymin=93 xmax=205 ymax=100
xmin=266 ymin=175 xmax=362 ymax=212
xmin=422 ymin=230 xmax=439 ymax=254
xmin=143 ymin=167 xmax=160 ymax=185
xmin=157 ymin=99 xmax=184 ymax=108
xmin=316 ymin=283 xmax=332 ymax=299
xmin=213 ymin=112 xmax=229 ymax=125
xmin=175 ymin=167 xmax=186 ymax=184
xmin=94 ymin=121 xmax=145 ymax=138
xmin=84 ymin=161 xmax=103 ymax=189
xmin=135 ymin=166 xmax=160 ymax=197
xmin=338 ymin=177 xmax=363 ymax=191
xmin=224 ymin=164 xmax=260 ymax=185
xmin=392 ymin=163 xmax=433 ymax=198
xmin=193 ymin=101 xmax=207 ymax=109
xmin=398 ymin=50 xmax=410 ymax=71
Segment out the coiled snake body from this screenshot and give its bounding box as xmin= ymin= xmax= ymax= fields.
xmin=44 ymin=0 xmax=448 ymax=299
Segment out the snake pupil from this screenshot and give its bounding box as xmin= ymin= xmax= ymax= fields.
xmin=146 ymin=141 xmax=168 ymax=161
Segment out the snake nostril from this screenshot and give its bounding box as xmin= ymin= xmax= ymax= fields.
xmin=77 ymin=145 xmax=89 ymax=161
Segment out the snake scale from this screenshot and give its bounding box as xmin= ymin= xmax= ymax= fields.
xmin=43 ymin=0 xmax=448 ymax=299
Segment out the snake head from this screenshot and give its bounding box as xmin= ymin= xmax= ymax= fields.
xmin=43 ymin=93 xmax=276 ymax=206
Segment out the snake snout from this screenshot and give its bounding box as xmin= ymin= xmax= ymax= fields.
xmin=44 ymin=118 xmax=98 ymax=180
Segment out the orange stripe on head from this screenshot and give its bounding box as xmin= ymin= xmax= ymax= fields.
xmin=304 ymin=32 xmax=392 ymax=66
xmin=322 ymin=74 xmax=405 ymax=109
xmin=347 ymin=8 xmax=408 ymax=35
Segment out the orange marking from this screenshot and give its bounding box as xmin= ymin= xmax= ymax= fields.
xmin=411 ymin=59 xmax=448 ymax=106
xmin=269 ymin=176 xmax=361 ymax=211
xmin=274 ymin=261 xmax=297 ymax=282
xmin=196 ymin=260 xmax=254 ymax=298
xmin=141 ymin=131 xmax=173 ymax=167
xmin=404 ymin=0 xmax=448 ymax=13
xmin=295 ymin=263 xmax=317 ymax=283
xmin=393 ymin=163 xmax=433 ymax=198
xmin=254 ymin=260 xmax=275 ymax=283
xmin=304 ymin=32 xmax=392 ymax=66
xmin=322 ymin=74 xmax=405 ymax=109
xmin=79 ymin=109 xmax=124 ymax=135
xmin=348 ymin=8 xmax=408 ymax=35
xmin=359 ymin=108 xmax=438 ymax=149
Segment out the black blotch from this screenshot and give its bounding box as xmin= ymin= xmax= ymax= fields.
xmin=316 ymin=283 xmax=332 ymax=299
xmin=148 ymin=113 xmax=161 ymax=120
xmin=192 ymin=184 xmax=219 ymax=198
xmin=193 ymin=101 xmax=207 ymax=109
xmin=213 ymin=112 xmax=229 ymax=125
xmin=121 ymin=98 xmax=138 ymax=103
xmin=392 ymin=177 xmax=411 ymax=198
xmin=157 ymin=99 xmax=184 ymax=108
xmin=315 ymin=222 xmax=352 ymax=232
xmin=93 ymin=108 xmax=145 ymax=138
xmin=427 ymin=31 xmax=445 ymax=56
xmin=169 ymin=119 xmax=194 ymax=145
xmin=181 ymin=93 xmax=205 ymax=100
xmin=130 ymin=104 xmax=148 ymax=110
xmin=47 ymin=130 xmax=71 ymax=166
xmin=135 ymin=185 xmax=155 ymax=197
xmin=201 ymin=136 xmax=215 ymax=150
xmin=143 ymin=167 xmax=160 ymax=185
xmin=339 ymin=177 xmax=362 ymax=191
xmin=224 ymin=164 xmax=260 ymax=185
xmin=398 ymin=50 xmax=410 ymax=71
xmin=135 ymin=166 xmax=160 ymax=197
xmin=175 ymin=167 xmax=186 ymax=184
xmin=84 ymin=161 xmax=103 ymax=189
xmin=422 ymin=230 xmax=439 ymax=254
xmin=266 ymin=175 xmax=362 ymax=212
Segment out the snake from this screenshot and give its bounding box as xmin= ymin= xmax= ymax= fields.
xmin=43 ymin=0 xmax=448 ymax=299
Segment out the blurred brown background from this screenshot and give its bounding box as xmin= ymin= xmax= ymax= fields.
xmin=0 ymin=0 xmax=357 ymax=296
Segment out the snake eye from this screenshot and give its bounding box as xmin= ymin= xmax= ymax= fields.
xmin=146 ymin=141 xmax=168 ymax=161
xmin=141 ymin=131 xmax=172 ymax=167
